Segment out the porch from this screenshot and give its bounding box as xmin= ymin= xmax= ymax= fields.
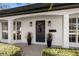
xmin=0 ymin=8 xmax=79 ymax=48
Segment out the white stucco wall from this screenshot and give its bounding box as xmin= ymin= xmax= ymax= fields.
xmin=0 ymin=14 xmax=63 ymax=47
xmin=0 ymin=22 xmax=2 ymax=40
xmin=20 ymin=15 xmax=63 ymax=46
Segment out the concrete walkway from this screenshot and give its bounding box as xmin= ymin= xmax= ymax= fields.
xmin=14 ymin=43 xmax=46 ymax=56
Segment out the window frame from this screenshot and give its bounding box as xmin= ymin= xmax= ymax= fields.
xmin=13 ymin=21 xmax=21 ymax=40
xmin=2 ymin=21 xmax=8 ymax=39
xmin=69 ymin=18 xmax=79 ymax=43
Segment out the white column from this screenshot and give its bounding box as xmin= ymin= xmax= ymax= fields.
xmin=21 ymin=20 xmax=26 ymax=43
xmin=8 ymin=19 xmax=13 ymax=44
xmin=0 ymin=22 xmax=2 ymax=41
xmin=63 ymin=14 xmax=69 ymax=48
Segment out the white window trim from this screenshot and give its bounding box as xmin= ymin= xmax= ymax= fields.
xmin=69 ymin=17 xmax=79 ymax=43
xmin=13 ymin=21 xmax=21 ymax=40
xmin=2 ymin=21 xmax=8 ymax=40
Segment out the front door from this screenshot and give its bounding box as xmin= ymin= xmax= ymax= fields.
xmin=36 ymin=20 xmax=45 ymax=42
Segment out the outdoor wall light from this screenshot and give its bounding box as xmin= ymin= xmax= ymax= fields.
xmin=30 ymin=22 xmax=32 ymax=27
xmin=48 ymin=21 xmax=51 ymax=26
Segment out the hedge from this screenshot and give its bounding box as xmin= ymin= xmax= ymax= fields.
xmin=42 ymin=48 xmax=79 ymax=56
xmin=0 ymin=43 xmax=22 ymax=56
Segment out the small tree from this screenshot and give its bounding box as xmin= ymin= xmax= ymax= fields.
xmin=27 ymin=32 xmax=32 ymax=45
xmin=47 ymin=32 xmax=53 ymax=48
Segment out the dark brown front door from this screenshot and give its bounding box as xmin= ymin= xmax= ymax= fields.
xmin=36 ymin=20 xmax=45 ymax=42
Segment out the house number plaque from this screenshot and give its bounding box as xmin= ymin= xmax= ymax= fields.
xmin=49 ymin=29 xmax=56 ymax=32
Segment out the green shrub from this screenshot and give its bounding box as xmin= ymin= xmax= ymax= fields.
xmin=0 ymin=43 xmax=22 ymax=56
xmin=42 ymin=48 xmax=79 ymax=56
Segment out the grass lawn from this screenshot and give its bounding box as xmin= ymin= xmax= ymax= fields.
xmin=42 ymin=48 xmax=79 ymax=56
xmin=0 ymin=43 xmax=22 ymax=56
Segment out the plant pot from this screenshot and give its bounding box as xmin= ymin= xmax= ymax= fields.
xmin=27 ymin=39 xmax=31 ymax=45
xmin=47 ymin=39 xmax=52 ymax=47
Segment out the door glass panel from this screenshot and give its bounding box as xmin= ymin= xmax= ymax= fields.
xmin=37 ymin=23 xmax=43 ymax=32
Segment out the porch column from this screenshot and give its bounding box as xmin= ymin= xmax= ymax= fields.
xmin=63 ymin=14 xmax=69 ymax=48
xmin=0 ymin=22 xmax=2 ymax=41
xmin=8 ymin=19 xmax=13 ymax=44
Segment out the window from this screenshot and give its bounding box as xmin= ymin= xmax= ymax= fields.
xmin=2 ymin=22 xmax=8 ymax=39
xmin=69 ymin=35 xmax=76 ymax=42
xmin=69 ymin=18 xmax=79 ymax=43
xmin=69 ymin=18 xmax=76 ymax=23
xmin=69 ymin=18 xmax=76 ymax=43
xmin=2 ymin=32 xmax=8 ymax=39
xmin=13 ymin=21 xmax=21 ymax=40
xmin=2 ymin=22 xmax=8 ymax=30
xmin=69 ymin=18 xmax=76 ymax=33
xmin=17 ymin=22 xmax=21 ymax=40
xmin=1 ymin=21 xmax=21 ymax=40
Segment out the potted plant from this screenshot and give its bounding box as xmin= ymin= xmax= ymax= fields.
xmin=27 ymin=32 xmax=32 ymax=45
xmin=47 ymin=32 xmax=53 ymax=48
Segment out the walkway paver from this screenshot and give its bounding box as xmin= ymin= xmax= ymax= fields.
xmin=14 ymin=43 xmax=46 ymax=56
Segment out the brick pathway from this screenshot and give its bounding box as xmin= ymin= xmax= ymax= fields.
xmin=14 ymin=43 xmax=46 ymax=56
